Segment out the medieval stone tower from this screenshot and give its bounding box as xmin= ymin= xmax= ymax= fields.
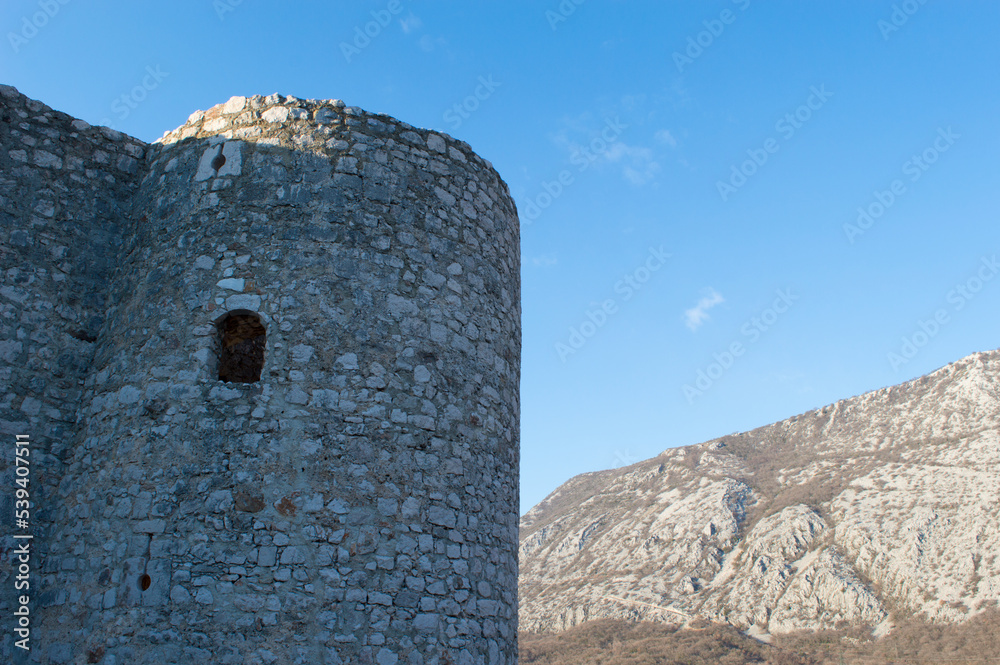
xmin=0 ymin=85 xmax=520 ymax=664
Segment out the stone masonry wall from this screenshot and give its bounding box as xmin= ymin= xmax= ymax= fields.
xmin=17 ymin=91 xmax=520 ymax=665
xmin=0 ymin=85 xmax=147 ymax=661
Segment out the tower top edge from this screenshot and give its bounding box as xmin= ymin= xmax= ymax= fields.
xmin=0 ymin=83 xmax=148 ymax=149
xmin=156 ymin=93 xmax=492 ymax=166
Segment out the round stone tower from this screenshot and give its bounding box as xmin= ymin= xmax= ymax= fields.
xmin=41 ymin=94 xmax=520 ymax=664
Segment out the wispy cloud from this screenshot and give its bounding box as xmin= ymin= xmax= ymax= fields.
xmin=655 ymin=129 xmax=677 ymax=148
xmin=547 ymin=111 xmax=602 ymax=151
xmin=668 ymin=78 xmax=693 ymax=107
xmin=532 ymin=254 xmax=558 ymax=267
xmin=684 ymin=289 xmax=725 ymax=331
xmin=417 ymin=34 xmax=448 ymax=52
xmin=603 ymin=142 xmax=660 ymax=185
xmin=547 ymin=104 xmax=664 ymax=185
xmin=400 ymin=14 xmax=423 ymax=34
xmin=553 ymin=131 xmax=661 ymax=185
xmin=619 ymin=93 xmax=647 ymax=112
xmin=399 ymin=14 xmax=448 ymax=53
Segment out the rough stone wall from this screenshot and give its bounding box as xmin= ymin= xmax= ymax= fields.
xmin=3 ymin=88 xmax=520 ymax=665
xmin=0 ymin=84 xmax=147 ymax=661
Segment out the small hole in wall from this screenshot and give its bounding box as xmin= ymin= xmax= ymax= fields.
xmin=139 ymin=574 xmax=151 ymax=591
xmin=211 ymin=151 xmax=226 ymax=172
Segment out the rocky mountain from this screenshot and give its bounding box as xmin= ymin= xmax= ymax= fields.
xmin=519 ymin=350 xmax=1000 ymax=638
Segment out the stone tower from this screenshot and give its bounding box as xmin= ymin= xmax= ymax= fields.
xmin=0 ymin=86 xmax=520 ymax=664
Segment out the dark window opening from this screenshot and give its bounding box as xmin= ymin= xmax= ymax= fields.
xmin=211 ymin=150 xmax=226 ymax=172
xmin=218 ymin=313 xmax=266 ymax=383
xmin=138 ymin=574 xmax=151 ymax=591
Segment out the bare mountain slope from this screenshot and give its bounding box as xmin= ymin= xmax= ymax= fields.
xmin=519 ymin=350 xmax=1000 ymax=636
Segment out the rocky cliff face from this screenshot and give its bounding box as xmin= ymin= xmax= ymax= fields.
xmin=519 ymin=350 xmax=1000 ymax=637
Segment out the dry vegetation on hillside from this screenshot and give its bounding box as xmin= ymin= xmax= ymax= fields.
xmin=520 ymin=611 xmax=1000 ymax=664
xmin=520 ymin=619 xmax=807 ymax=665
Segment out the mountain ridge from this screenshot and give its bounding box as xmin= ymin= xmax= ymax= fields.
xmin=519 ymin=349 xmax=1000 ymax=637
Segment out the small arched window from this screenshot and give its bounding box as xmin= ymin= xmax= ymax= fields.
xmin=218 ymin=312 xmax=266 ymax=383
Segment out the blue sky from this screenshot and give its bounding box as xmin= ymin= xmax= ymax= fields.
xmin=4 ymin=1 xmax=1000 ymax=515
